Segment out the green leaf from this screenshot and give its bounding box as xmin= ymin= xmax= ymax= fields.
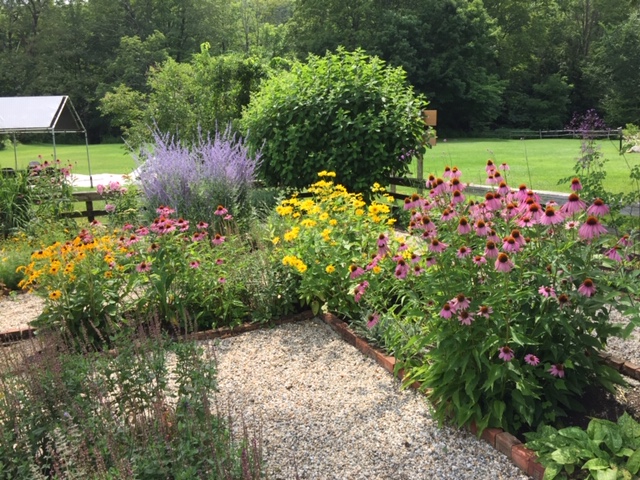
xmin=626 ymin=448 xmax=640 ymax=474
xmin=582 ymin=458 xmax=611 ymax=470
xmin=550 ymin=447 xmax=581 ymax=465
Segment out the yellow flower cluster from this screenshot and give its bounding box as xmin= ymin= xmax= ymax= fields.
xmin=282 ymin=255 xmax=308 ymax=273
xmin=18 ymin=233 xmax=119 ymax=290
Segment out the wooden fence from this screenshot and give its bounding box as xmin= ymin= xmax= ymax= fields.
xmin=61 ymin=191 xmax=107 ymax=222
xmin=389 ymin=155 xmax=640 ymax=217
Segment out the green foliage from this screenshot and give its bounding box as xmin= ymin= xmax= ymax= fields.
xmin=100 ymin=45 xmax=269 ymax=147
xmin=525 ymin=413 xmax=640 ymax=480
xmin=0 ymin=328 xmax=263 ymax=479
xmin=0 ymin=171 xmax=31 ymax=238
xmin=241 ymin=48 xmax=427 ymax=195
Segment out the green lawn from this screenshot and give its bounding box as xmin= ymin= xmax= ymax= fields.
xmin=415 ymin=138 xmax=637 ymax=194
xmin=0 ymin=143 xmax=136 ymax=175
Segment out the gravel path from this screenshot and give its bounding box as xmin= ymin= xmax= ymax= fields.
xmin=211 ymin=319 xmax=528 ymax=480
xmin=0 ymin=293 xmax=43 ymax=331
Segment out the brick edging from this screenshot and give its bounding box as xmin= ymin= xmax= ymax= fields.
xmin=318 ymin=312 xmax=546 ymax=480
xmin=0 ymin=326 xmax=36 ymax=344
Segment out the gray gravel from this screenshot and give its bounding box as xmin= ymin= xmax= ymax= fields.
xmin=210 ymin=319 xmax=530 ymax=480
xmin=607 ymin=308 xmax=640 ymax=365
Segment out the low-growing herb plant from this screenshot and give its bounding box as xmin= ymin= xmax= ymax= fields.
xmin=525 ymin=413 xmax=640 ymax=479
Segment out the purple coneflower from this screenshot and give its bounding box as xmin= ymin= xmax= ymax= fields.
xmin=212 ymin=234 xmax=226 ymax=245
xmin=458 ymin=217 xmax=471 ymax=235
xmin=214 ymin=205 xmax=228 ymax=216
xmin=498 ymin=346 xmax=515 ymax=362
xmin=395 ymin=259 xmax=410 ymax=279
xmin=450 ymin=293 xmax=471 ymax=312
xmin=428 ymin=238 xmax=448 ymax=253
xmin=549 ymin=364 xmax=565 ymax=378
xmin=192 ymin=232 xmax=207 ymax=242
xmin=558 ymin=294 xmax=570 ymax=309
xmin=560 ymin=193 xmax=586 ymax=215
xmin=458 ymin=311 xmax=474 ymax=325
xmin=196 ymin=221 xmax=209 ymax=230
xmin=606 ymin=246 xmax=623 ymax=262
xmin=578 ymin=278 xmax=596 ymax=297
xmin=475 ymin=220 xmax=489 ymax=237
xmin=457 ymin=246 xmax=472 ymax=259
xmin=587 ymin=198 xmax=609 ymax=217
xmin=502 ymin=236 xmax=520 ymax=253
xmin=440 ymin=303 xmax=453 ymax=319
xmin=413 ymin=265 xmax=425 ymax=276
xmin=367 ymin=313 xmax=381 ymax=329
xmin=473 ymin=255 xmax=487 ymax=266
xmin=538 ymin=286 xmax=556 ymax=298
xmin=218 ymin=277 xmax=227 ymax=284
xmin=136 ymin=261 xmax=151 ymax=273
xmin=189 ymin=261 xmax=200 ymax=269
xmin=349 ymin=264 xmax=365 ymax=279
xmin=524 ymin=354 xmax=540 ymax=366
xmin=477 ymin=305 xmax=492 ymax=318
xmin=484 ymin=241 xmax=499 ymax=259
xmin=570 ymin=178 xmax=582 ymax=191
xmin=540 ymin=206 xmax=564 ymax=226
xmin=495 ymin=253 xmax=514 ymax=272
xmin=500 ymin=162 xmax=510 ymax=171
xmin=578 ymin=216 xmax=607 ymax=240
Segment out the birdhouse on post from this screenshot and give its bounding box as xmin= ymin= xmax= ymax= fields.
xmin=422 ymin=110 xmax=437 ymax=146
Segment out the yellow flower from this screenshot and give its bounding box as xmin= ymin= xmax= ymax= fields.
xmin=329 ymin=219 xmax=338 ymax=226
xmin=387 ymin=218 xmax=397 ymax=226
xmin=49 ymin=290 xmax=62 ymax=301
xmin=355 ymin=209 xmax=365 ymax=216
xmin=319 ymin=212 xmax=329 ymax=221
xmin=292 ymin=212 xmax=301 ymax=218
xmin=301 ymin=219 xmax=317 ymax=228
xmin=49 ymin=261 xmax=61 ymax=274
xmin=321 ymin=229 xmax=331 ymax=242
xmin=373 ymin=266 xmax=381 ymax=274
xmin=318 ymin=171 xmax=336 ymax=177
xmin=276 ymin=205 xmax=293 ymax=216
xmin=104 ymin=271 xmax=113 ymax=278
xmin=325 ymin=265 xmax=335 ymax=274
xmin=272 ymin=236 xmax=280 ymax=245
xmin=283 ymin=227 xmax=300 ymax=242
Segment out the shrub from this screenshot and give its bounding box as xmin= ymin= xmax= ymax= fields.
xmin=241 ymin=48 xmax=428 ymax=196
xmin=134 ymin=126 xmax=261 ymax=231
xmin=96 ymin=180 xmax=141 ymax=228
xmin=0 ymin=326 xmax=263 ymax=479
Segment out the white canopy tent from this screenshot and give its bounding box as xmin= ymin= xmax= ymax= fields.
xmin=0 ymin=95 xmax=93 ymax=187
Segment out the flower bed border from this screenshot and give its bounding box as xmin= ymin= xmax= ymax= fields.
xmin=2 ymin=308 xmax=639 ymax=480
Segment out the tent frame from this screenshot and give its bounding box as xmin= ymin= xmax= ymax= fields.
xmin=0 ymin=96 xmax=93 ymax=187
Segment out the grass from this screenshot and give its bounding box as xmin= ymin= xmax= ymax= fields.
xmin=0 ymin=142 xmax=136 ymax=175
xmin=413 ymin=138 xmax=637 ymax=194
xmin=2 ymin=138 xmax=638 ymax=195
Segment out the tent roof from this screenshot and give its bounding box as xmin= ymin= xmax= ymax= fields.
xmin=0 ymin=95 xmax=85 ymax=134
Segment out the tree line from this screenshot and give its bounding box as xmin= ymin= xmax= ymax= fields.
xmin=1 ymin=0 xmax=639 ymax=140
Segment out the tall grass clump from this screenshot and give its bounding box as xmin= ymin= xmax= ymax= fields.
xmin=0 ymin=323 xmax=263 ymax=479
xmin=135 ymin=125 xmax=261 ymax=231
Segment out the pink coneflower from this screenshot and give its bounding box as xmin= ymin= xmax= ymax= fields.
xmin=136 ymin=226 xmax=150 ymax=236
xmin=560 ymin=193 xmax=586 ymax=215
xmin=517 ymin=215 xmax=535 ymax=228
xmin=500 ymin=162 xmax=510 ymax=171
xmin=451 ymin=166 xmax=462 ymax=178
xmin=458 ymin=311 xmax=474 ymax=325
xmin=224 ymin=214 xmax=233 ymax=221
xmin=527 ymin=203 xmax=543 ymax=222
xmin=425 ymin=174 xmax=436 ymax=189
xmin=565 ymin=220 xmax=580 ymax=230
xmin=570 ymin=178 xmax=582 ymax=191
xmin=212 ymin=234 xmax=226 ymax=245
xmin=216 ymin=258 xmax=224 ymax=265
xmin=549 ymin=364 xmax=565 ymax=378
xmin=498 ymin=346 xmax=515 ymax=362
xmin=495 ymin=253 xmax=514 ymax=272
xmin=189 ymin=261 xmax=200 ymax=269
xmin=558 ymin=294 xmax=570 ymax=309
xmin=456 ymin=217 xmax=471 ymax=235
xmin=578 ymin=278 xmax=596 ymax=297
xmin=486 ymin=159 xmax=496 ymax=173
xmin=397 ymin=242 xmax=408 ymax=252
xmin=587 ymin=198 xmax=610 ymax=216
xmin=433 ymin=178 xmax=448 ymax=195
xmin=426 ymin=256 xmax=437 ymax=267
xmin=486 ymin=173 xmax=497 ymax=185
xmin=410 ymin=253 xmax=421 ymax=264
xmin=428 ymin=238 xmax=448 ymax=253
xmin=452 ymin=190 xmax=465 ymax=205
xmin=502 ymin=203 xmax=518 ymax=220
xmin=540 ymin=206 xmax=564 ymax=226
xmin=538 ymin=286 xmax=556 ymax=298
xmin=395 ymin=259 xmax=410 ymax=279
xmin=497 ymin=181 xmax=510 ymax=196
xmin=440 ymin=208 xmax=455 ymax=222
xmin=475 ymin=219 xmax=489 ymax=237
xmin=218 ymin=277 xmax=227 ymax=284
xmin=156 ymin=206 xmax=175 ymax=216
xmin=619 ymin=234 xmax=633 ymax=247
xmin=510 ymin=229 xmax=525 ymax=247
xmin=440 ymin=303 xmax=453 ymax=319
xmin=367 ymin=313 xmax=381 ymax=329
xmin=485 ymin=192 xmax=501 ymax=210
xmin=123 ymin=223 xmax=135 ymax=231
xmin=578 ymin=216 xmax=607 ymax=240
xmin=450 ymin=293 xmax=471 ymax=312
xmin=377 ymin=233 xmax=390 ymax=257
xmin=349 ymin=264 xmax=365 ymax=279
xmin=366 ymin=254 xmax=382 ymax=271
xmin=192 ymin=232 xmax=207 ymax=242
xmin=420 ymin=216 xmax=436 ymax=232
xmin=136 ymin=261 xmax=151 ymax=273
xmin=515 ymin=184 xmax=529 ymax=202
xmin=477 ymin=305 xmax=493 ymax=318
xmin=487 ymin=229 xmax=501 ymax=243
xmin=502 ymin=236 xmax=520 ymax=253
xmin=457 ymin=246 xmax=472 ymax=258
xmin=148 ymin=242 xmax=160 ymax=252
xmin=606 ymin=246 xmax=623 ymax=262
xmin=413 ymin=265 xmax=425 ymax=276
xmin=124 ymin=234 xmax=140 ymax=247
xmin=450 ymin=177 xmax=465 ymax=192
xmin=90 ymin=219 xmax=102 ymax=227
xmin=524 ymin=354 xmax=540 ymax=366
xmin=473 ymin=255 xmax=487 ymax=266
xmin=105 ymin=204 xmax=116 ymax=213
xmin=354 ymin=281 xmax=370 ymax=303
xmin=196 ymin=221 xmax=209 ymax=230
xmin=214 ymin=205 xmax=228 ymax=216
xmin=443 ymin=166 xmax=452 ymax=178
xmin=176 ymin=218 xmax=190 ymax=232
xmin=484 ymin=241 xmax=499 ymax=259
